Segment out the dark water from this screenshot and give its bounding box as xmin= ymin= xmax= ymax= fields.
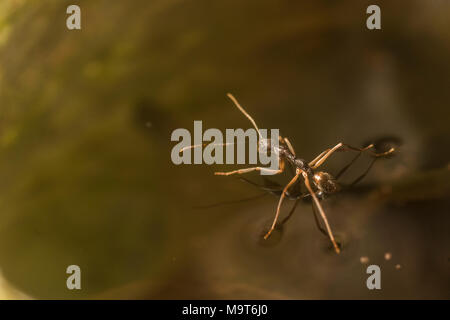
xmin=0 ymin=0 xmax=448 ymax=299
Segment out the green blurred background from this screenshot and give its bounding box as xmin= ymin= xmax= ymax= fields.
xmin=0 ymin=0 xmax=448 ymax=299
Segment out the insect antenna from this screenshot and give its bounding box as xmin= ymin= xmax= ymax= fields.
xmin=227 ymin=93 xmax=263 ymax=139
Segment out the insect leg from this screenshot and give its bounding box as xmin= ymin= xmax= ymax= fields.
xmin=180 ymin=142 xmax=235 ymax=153
xmin=215 ymin=167 xmax=281 ymax=176
xmin=280 ymin=196 xmax=305 ymax=226
xmin=263 ymin=172 xmax=300 ymax=240
xmin=215 ymin=158 xmax=285 ymax=176
xmin=310 ymin=142 xmax=394 ymax=169
xmin=348 ymin=157 xmax=377 ymax=187
xmin=310 ymin=143 xmax=344 ymax=169
xmin=335 ymin=152 xmax=362 ymax=180
xmin=311 ymin=200 xmax=328 ymax=236
xmin=303 ymin=171 xmax=340 ymax=254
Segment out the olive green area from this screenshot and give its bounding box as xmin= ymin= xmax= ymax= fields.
xmin=0 ymin=0 xmax=448 ymax=298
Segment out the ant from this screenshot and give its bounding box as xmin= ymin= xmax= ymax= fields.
xmin=236 ymin=144 xmax=389 ymax=249
xmin=182 ymin=94 xmax=395 ymax=254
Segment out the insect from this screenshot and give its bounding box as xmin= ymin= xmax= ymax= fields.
xmin=183 ymin=94 xmax=395 ymax=254
xmin=236 ymin=144 xmax=388 ymax=248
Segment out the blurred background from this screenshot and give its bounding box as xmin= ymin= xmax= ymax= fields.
xmin=0 ymin=0 xmax=448 ymax=299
